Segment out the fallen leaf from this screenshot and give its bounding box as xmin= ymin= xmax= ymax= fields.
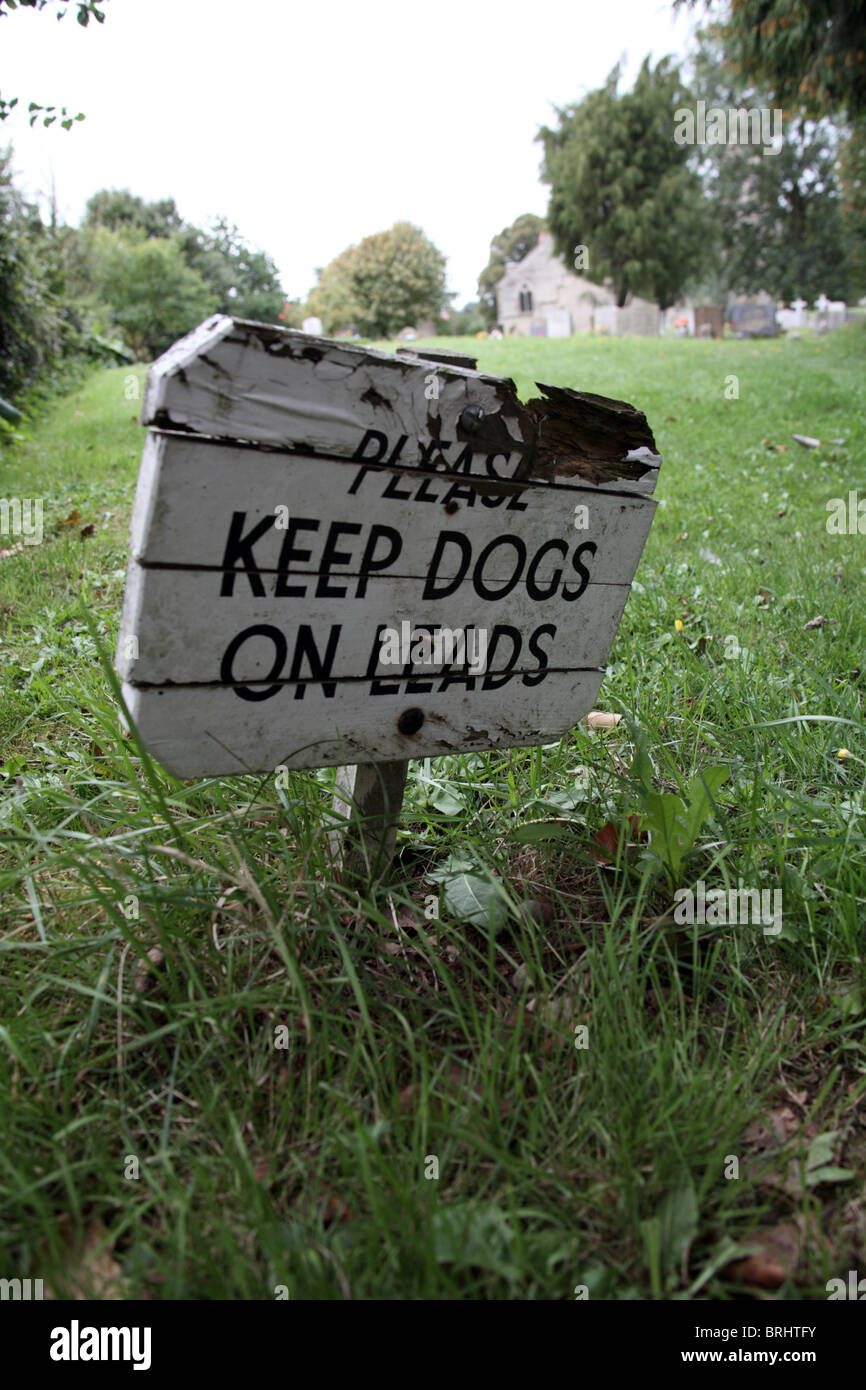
xmin=791 ymin=434 xmax=821 ymax=449
xmin=591 ymin=815 xmax=643 ymax=863
xmin=44 ymin=1217 xmax=125 ymax=1300
xmin=723 ymin=1222 xmax=801 ymax=1289
xmin=79 ymin=523 xmax=95 ymax=540
xmin=802 ymin=614 xmax=827 ymax=630
xmin=744 ymin=1105 xmax=800 ymax=1150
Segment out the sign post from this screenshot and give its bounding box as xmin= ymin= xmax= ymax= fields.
xmin=117 ymin=315 xmax=661 ymax=884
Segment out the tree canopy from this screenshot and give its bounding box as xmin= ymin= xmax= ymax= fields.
xmin=687 ymin=30 xmax=857 ymax=302
xmin=538 ymin=58 xmax=712 ymax=310
xmin=81 ymin=190 xmax=286 ymax=333
xmin=307 ymin=222 xmax=450 ymax=337
xmin=677 ymin=0 xmax=866 ymax=119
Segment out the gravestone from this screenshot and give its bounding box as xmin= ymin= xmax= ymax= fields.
xmin=545 ymin=307 xmax=572 ymax=338
xmin=693 ymin=306 xmax=723 ymax=339
xmin=117 ymin=315 xmax=661 ymax=875
xmin=727 ymin=303 xmax=777 ymax=338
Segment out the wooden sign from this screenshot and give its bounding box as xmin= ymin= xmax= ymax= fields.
xmin=117 ymin=315 xmax=661 ymax=779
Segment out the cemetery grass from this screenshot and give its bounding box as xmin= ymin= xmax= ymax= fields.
xmin=1 ymin=327 xmax=865 ymax=1301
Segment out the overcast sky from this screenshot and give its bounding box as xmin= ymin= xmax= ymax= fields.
xmin=3 ymin=0 xmax=697 ymax=305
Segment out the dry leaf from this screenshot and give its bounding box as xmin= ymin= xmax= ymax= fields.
xmin=744 ymin=1105 xmax=800 ymax=1151
xmin=45 ymin=1217 xmax=125 ymax=1300
xmin=132 ymin=946 xmax=165 ymax=994
xmin=791 ymin=434 xmax=821 ymax=449
xmin=591 ymin=815 xmax=643 ymax=863
xmin=802 ymin=614 xmax=828 ymax=630
xmin=724 ymin=1222 xmax=801 ymax=1289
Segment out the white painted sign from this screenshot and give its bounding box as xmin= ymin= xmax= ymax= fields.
xmin=118 ymin=315 xmax=661 ymax=776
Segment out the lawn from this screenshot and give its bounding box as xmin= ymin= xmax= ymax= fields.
xmin=1 ymin=326 xmax=864 ymax=1300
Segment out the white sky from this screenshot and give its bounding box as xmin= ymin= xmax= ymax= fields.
xmin=2 ymin=0 xmax=697 ymax=305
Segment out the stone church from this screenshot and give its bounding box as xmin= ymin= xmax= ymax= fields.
xmin=495 ymin=230 xmax=661 ymax=337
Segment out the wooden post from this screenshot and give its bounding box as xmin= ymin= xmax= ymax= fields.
xmin=329 ymin=760 xmax=410 ymax=887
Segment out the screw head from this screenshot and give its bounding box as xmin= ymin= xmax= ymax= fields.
xmin=397 ymin=707 xmax=425 ymax=736
xmin=459 ymin=405 xmax=485 ymax=435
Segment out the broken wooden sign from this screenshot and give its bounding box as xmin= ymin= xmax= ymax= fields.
xmin=117 ymin=315 xmax=661 ymax=778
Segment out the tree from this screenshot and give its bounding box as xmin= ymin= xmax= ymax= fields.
xmin=444 ymin=301 xmax=488 ymax=336
xmin=89 ymin=229 xmax=218 ymax=359
xmin=81 ymin=193 xmax=287 ymax=324
xmin=307 ymin=223 xmax=450 ymax=338
xmin=839 ymin=125 xmax=866 ymax=299
xmin=538 ymin=59 xmax=712 ymax=310
xmin=84 ymin=189 xmax=183 ymax=238
xmin=716 ymin=116 xmax=849 ymax=299
xmin=348 ymin=222 xmax=450 ymax=338
xmin=0 ymin=148 xmax=63 ymax=396
xmin=477 ymin=213 xmax=544 ymax=322
xmin=181 ymin=217 xmax=285 ymax=322
xmin=677 ymin=0 xmax=866 ymax=120
xmin=305 ymin=247 xmax=363 ymax=334
xmin=0 ymin=0 xmax=107 ymax=129
xmin=689 ymin=30 xmax=853 ymax=300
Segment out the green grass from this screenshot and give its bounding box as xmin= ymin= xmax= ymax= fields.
xmin=1 ymin=328 xmax=865 ymax=1300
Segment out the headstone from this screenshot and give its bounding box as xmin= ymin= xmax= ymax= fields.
xmin=828 ymin=301 xmax=847 ymax=329
xmin=618 ymin=303 xmax=662 ymax=337
xmin=727 ymin=303 xmax=777 ymax=338
xmin=693 ymin=306 xmax=723 ymax=339
xmin=301 ymin=316 xmax=323 ymax=335
xmin=813 ymin=293 xmax=830 ymax=334
xmin=117 ymin=316 xmax=661 ymax=872
xmin=545 ymin=308 xmax=572 ymax=338
xmin=791 ymin=297 xmax=808 ymax=327
xmin=594 ymin=305 xmax=617 ymax=336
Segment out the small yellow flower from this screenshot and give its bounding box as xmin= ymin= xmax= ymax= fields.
xmin=837 ymin=748 xmax=851 ymax=760
xmin=675 ymin=619 xmax=684 ymax=633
